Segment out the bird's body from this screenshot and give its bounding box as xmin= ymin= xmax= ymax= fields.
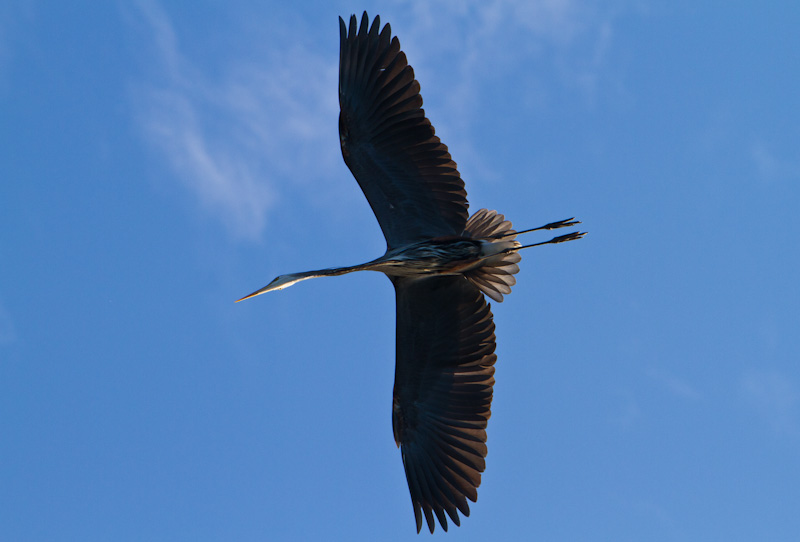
xmin=239 ymin=12 xmax=585 ymax=533
xmin=376 ymin=237 xmax=489 ymax=275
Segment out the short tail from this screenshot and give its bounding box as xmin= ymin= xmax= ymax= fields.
xmin=463 ymin=209 xmax=521 ymax=303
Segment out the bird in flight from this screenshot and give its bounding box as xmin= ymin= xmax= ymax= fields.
xmin=238 ymin=12 xmax=585 ymax=533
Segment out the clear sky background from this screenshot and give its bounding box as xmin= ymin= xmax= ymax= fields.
xmin=2 ymin=1 xmax=799 ymax=540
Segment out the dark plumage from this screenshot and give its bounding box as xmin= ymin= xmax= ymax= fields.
xmin=238 ymin=12 xmax=585 ymax=533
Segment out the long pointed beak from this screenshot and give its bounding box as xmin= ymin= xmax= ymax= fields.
xmin=235 ymin=286 xmax=270 ymax=303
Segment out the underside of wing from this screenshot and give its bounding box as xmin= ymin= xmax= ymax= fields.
xmin=339 ymin=12 xmax=468 ymax=249
xmin=391 ymin=275 xmax=497 ymax=533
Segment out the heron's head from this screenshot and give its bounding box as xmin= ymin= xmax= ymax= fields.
xmin=235 ymin=273 xmax=305 ymax=303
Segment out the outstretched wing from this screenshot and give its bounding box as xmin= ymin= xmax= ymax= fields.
xmin=339 ymin=12 xmax=468 ymax=249
xmin=391 ymin=275 xmax=496 ymax=533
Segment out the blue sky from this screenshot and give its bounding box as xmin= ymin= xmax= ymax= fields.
xmin=2 ymin=1 xmax=799 ymax=540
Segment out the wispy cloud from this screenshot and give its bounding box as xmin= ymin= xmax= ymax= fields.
xmin=127 ymin=1 xmax=626 ymax=237
xmin=127 ymin=0 xmax=338 ymax=240
xmin=395 ymin=0 xmax=613 ymax=61
xmin=741 ymin=370 xmax=798 ymax=435
xmin=404 ymin=0 xmax=623 ymax=100
xmin=386 ymin=0 xmax=628 ymax=183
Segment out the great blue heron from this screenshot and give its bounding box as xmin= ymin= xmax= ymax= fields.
xmin=238 ymin=12 xmax=585 ymax=533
